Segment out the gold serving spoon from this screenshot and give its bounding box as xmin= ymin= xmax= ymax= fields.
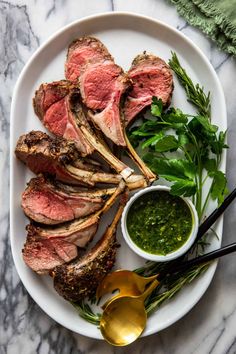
xmin=99 ymin=279 xmax=159 ymax=346
xmin=96 ymin=270 xmax=157 ymax=309
xmin=99 ymin=242 xmax=236 ymax=346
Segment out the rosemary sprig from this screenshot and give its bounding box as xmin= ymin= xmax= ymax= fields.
xmin=168 ymin=52 xmax=211 ymax=118
xmin=72 ymin=301 xmax=101 ymax=326
xmin=145 ymin=263 xmax=210 ymax=315
xmin=134 ymin=260 xmax=168 ymax=276
xmin=72 ymin=262 xmax=211 ymax=324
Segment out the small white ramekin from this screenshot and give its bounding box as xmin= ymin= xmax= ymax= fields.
xmin=121 ymin=185 xmax=199 ymax=262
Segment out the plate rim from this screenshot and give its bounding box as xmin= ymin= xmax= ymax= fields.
xmin=10 ymin=11 xmax=226 ymax=339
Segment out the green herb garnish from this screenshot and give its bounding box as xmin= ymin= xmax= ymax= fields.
xmin=128 ymin=53 xmax=228 ymax=219
xmin=145 ymin=263 xmax=209 ymax=315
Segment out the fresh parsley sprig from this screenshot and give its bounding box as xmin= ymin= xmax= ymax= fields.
xmin=128 ymin=53 xmax=228 ymax=219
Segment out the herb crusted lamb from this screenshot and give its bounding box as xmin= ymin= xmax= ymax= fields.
xmin=52 ymin=190 xmax=128 ymax=301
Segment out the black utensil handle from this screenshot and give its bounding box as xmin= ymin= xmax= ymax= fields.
xmin=196 ymin=187 xmax=236 ymax=241
xmin=176 ymin=187 xmax=236 ymax=262
xmin=172 ymin=242 xmax=236 ymax=274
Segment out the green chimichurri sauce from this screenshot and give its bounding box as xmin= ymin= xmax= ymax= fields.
xmin=126 ymin=191 xmax=193 ymax=255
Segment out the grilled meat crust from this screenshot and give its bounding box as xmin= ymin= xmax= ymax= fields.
xmin=15 ymin=130 xmax=86 ymax=185
xmin=33 ymin=80 xmax=70 ymax=120
xmin=67 ymin=36 xmax=113 ymax=60
xmin=15 ymin=130 xmax=78 ymax=165
xmin=52 ymin=232 xmax=118 ymax=301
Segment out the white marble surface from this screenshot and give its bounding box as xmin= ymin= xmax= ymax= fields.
xmin=1 ymin=0 xmax=236 ymax=353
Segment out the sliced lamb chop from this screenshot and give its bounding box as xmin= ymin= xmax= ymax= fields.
xmin=26 ymin=179 xmax=125 ymax=248
xmin=52 ymin=189 xmax=128 ymax=302
xmin=22 ymin=235 xmax=78 ymax=274
xmin=15 ymin=131 xmax=129 ymax=186
xmin=33 ymin=81 xmax=94 ymax=156
xmin=80 ymin=61 xmax=130 ymax=147
xmin=22 ymin=175 xmax=116 ymax=225
xmin=66 ymin=37 xmax=129 ymax=147
xmin=33 ymin=81 xmax=133 ymax=179
xmin=65 ymin=37 xmax=155 ymax=183
xmin=26 ymin=222 xmax=98 ymax=248
xmin=124 ymin=53 xmax=174 ymax=126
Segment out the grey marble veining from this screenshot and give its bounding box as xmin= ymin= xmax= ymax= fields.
xmin=1 ymin=1 xmax=236 ymax=353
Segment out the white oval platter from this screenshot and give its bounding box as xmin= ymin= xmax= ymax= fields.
xmin=10 ymin=12 xmax=226 ymax=340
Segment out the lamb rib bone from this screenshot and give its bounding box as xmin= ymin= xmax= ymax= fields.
xmin=15 ymin=131 xmax=133 ymax=187
xmin=70 ymin=91 xmax=133 ymax=180
xmin=87 ymin=108 xmax=156 ymax=183
xmin=65 ymin=164 xmax=124 ymax=185
xmin=124 ymin=130 xmax=156 ymax=183
xmin=65 ymin=164 xmax=147 ymax=190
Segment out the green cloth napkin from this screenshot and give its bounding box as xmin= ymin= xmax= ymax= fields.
xmin=169 ymin=0 xmax=236 ymax=55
